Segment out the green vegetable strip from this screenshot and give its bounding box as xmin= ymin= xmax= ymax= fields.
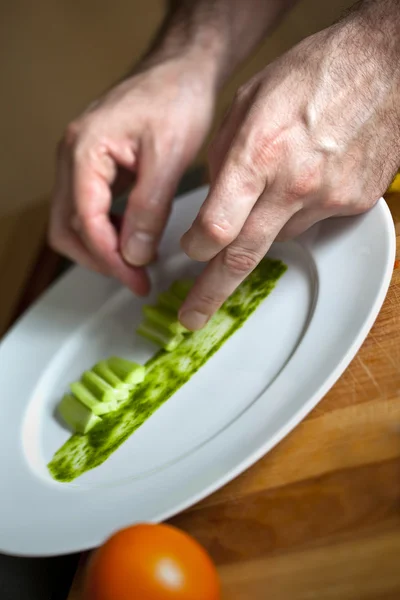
xmin=48 ymin=258 xmax=287 ymax=483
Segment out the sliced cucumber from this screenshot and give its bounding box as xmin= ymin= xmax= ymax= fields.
xmin=170 ymin=278 xmax=194 ymax=301
xmin=92 ymin=361 xmax=131 ymax=390
xmin=157 ymin=290 xmax=182 ymax=313
xmin=137 ymin=279 xmax=195 ymax=351
xmin=82 ymin=371 xmax=129 ymax=402
xmin=70 ymin=382 xmax=117 ymax=415
xmin=137 ymin=319 xmax=184 ymax=351
xmin=142 ymin=305 xmax=188 ymax=335
xmin=58 ymin=394 xmax=102 ymax=434
xmin=107 ymin=357 xmax=146 ymax=386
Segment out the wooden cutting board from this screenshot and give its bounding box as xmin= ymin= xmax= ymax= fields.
xmin=67 ymin=194 xmax=400 ymax=600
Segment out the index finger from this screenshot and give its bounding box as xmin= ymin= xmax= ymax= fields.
xmin=49 ymin=141 xmax=109 ymax=274
xmin=181 ymin=121 xmax=272 ymax=263
xmin=178 ymin=192 xmax=295 ymax=330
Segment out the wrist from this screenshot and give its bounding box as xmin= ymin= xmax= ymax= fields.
xmin=338 ymin=0 xmax=400 ymax=74
xmin=139 ymin=0 xmax=297 ymax=93
xmin=139 ymin=35 xmax=227 ymax=96
xmin=137 ymin=2 xmax=231 ymax=94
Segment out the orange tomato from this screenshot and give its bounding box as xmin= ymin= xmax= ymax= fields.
xmin=83 ymin=523 xmax=220 ymax=600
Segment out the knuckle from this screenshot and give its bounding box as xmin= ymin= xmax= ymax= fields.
xmin=221 ymin=153 xmax=267 ymax=200
xmin=222 ymin=245 xmax=260 ymax=275
xmin=213 ymin=130 xmax=274 ymax=200
xmin=286 ymin=165 xmax=321 ymax=200
xmin=196 ymin=213 xmax=234 ymax=247
xmin=240 ymin=173 xmax=265 ymax=199
xmin=231 ymin=131 xmax=274 ymax=190
xmin=128 ymin=196 xmax=151 ymax=214
xmin=323 ymin=191 xmax=346 ymax=211
xmin=359 ymin=195 xmax=376 ymax=212
xmin=132 ymin=222 xmax=163 ymax=240
xmin=253 ymin=139 xmax=272 ymax=172
xmin=136 ymin=194 xmax=168 ymax=214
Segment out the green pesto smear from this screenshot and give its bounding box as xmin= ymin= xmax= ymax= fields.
xmin=48 ymin=258 xmax=287 ymax=482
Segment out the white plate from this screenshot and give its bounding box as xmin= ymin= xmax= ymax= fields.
xmin=0 ymin=186 xmax=395 ymax=557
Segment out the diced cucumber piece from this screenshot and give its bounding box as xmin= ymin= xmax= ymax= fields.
xmin=142 ymin=305 xmax=188 ymax=335
xmin=82 ymin=371 xmax=129 ymax=402
xmin=157 ymin=291 xmax=182 ymax=313
xmin=170 ymin=279 xmax=194 ymax=301
xmin=107 ymin=357 xmax=146 ymax=385
xmin=70 ymin=382 xmax=117 ymax=415
xmin=92 ymin=361 xmax=131 ymax=390
xmin=163 ymin=334 xmax=184 ymax=351
xmin=137 ymin=319 xmax=184 ymax=351
xmin=58 ymin=394 xmax=102 ymax=434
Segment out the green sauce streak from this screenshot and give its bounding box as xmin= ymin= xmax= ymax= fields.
xmin=48 ymin=258 xmax=287 ymax=482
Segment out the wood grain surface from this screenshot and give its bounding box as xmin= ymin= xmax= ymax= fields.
xmin=64 ymin=194 xmax=400 ymax=600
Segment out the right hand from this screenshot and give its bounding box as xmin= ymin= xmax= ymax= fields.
xmin=48 ymin=58 xmax=215 ymax=295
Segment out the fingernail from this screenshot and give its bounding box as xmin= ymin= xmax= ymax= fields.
xmin=124 ymin=231 xmax=155 ymax=266
xmin=179 ymin=310 xmax=209 ymax=331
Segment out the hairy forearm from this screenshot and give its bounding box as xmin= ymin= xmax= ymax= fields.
xmin=337 ymin=0 xmax=400 ymax=62
xmin=143 ymin=0 xmax=297 ymax=90
xmin=330 ymin=0 xmax=400 ymax=118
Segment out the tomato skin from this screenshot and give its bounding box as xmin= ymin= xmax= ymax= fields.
xmin=83 ymin=523 xmax=220 ymax=600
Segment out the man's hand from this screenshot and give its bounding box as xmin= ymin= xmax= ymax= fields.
xmin=49 ymin=0 xmax=292 ymax=296
xmin=179 ymin=2 xmax=400 ymax=330
xmin=49 ymin=58 xmax=215 ymax=295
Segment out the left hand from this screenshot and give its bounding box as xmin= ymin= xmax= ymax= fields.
xmin=179 ymin=18 xmax=400 ymax=330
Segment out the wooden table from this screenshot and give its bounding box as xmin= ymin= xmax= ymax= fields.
xmin=10 ymin=192 xmax=400 ymax=600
